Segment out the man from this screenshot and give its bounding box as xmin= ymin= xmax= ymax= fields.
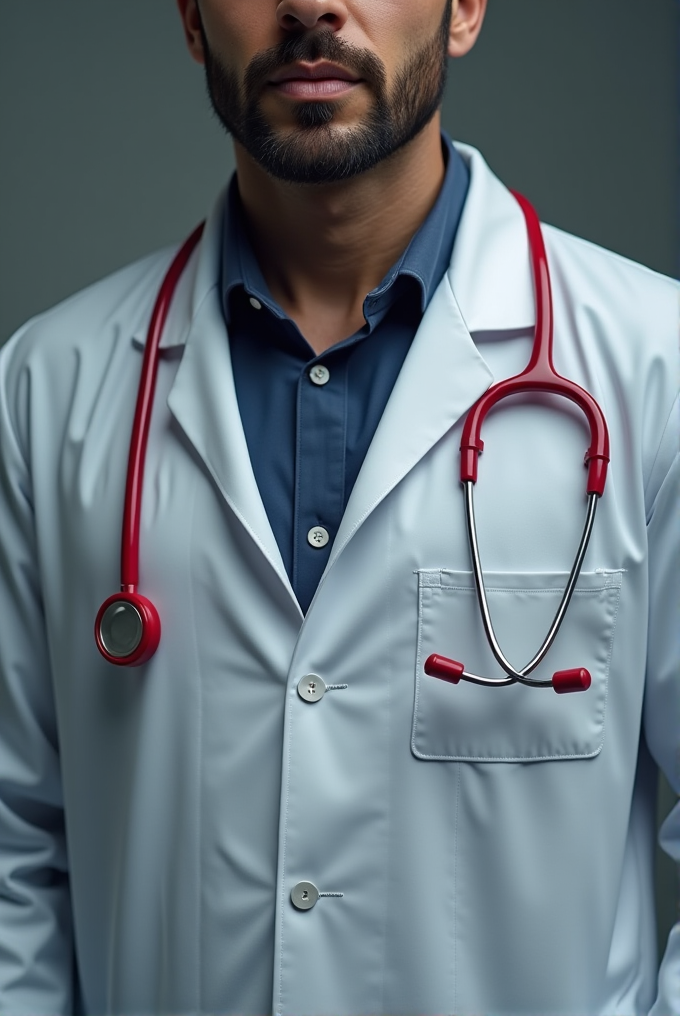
xmin=0 ymin=0 xmax=677 ymax=1013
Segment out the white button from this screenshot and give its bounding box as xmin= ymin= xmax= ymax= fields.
xmin=307 ymin=526 xmax=329 ymax=548
xmin=249 ymin=297 xmax=262 ymax=310
xmin=309 ymin=364 xmax=330 ymax=386
xmin=298 ymin=674 xmax=327 ymax=702
xmin=291 ymin=881 xmax=319 ymax=910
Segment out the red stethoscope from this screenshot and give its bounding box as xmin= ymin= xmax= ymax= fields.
xmin=95 ymin=221 xmax=205 ymax=666
xmin=95 ymin=194 xmax=609 ymax=683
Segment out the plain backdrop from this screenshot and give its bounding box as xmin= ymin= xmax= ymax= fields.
xmin=0 ymin=0 xmax=677 ymax=963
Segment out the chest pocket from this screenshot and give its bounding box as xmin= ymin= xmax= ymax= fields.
xmin=412 ymin=569 xmax=622 ymax=762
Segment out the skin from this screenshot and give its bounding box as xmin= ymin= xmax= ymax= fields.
xmin=177 ymin=0 xmax=487 ymax=353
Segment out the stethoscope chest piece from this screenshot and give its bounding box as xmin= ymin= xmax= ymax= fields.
xmin=95 ymin=592 xmax=161 ymax=667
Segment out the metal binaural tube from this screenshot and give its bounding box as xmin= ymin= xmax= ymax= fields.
xmin=462 ymin=482 xmax=599 ymax=687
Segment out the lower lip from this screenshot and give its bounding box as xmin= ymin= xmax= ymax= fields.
xmin=270 ymin=79 xmax=360 ymax=99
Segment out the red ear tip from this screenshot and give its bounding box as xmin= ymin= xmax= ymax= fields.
xmin=424 ymin=654 xmax=464 ymax=685
xmin=552 ymin=668 xmax=591 ymax=694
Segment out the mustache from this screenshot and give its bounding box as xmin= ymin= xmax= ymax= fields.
xmin=243 ymin=29 xmax=387 ymax=97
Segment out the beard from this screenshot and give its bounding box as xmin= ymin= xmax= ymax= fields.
xmin=199 ymin=2 xmax=452 ymax=184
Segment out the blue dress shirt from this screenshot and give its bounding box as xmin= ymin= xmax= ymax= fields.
xmin=222 ymin=135 xmax=469 ymax=613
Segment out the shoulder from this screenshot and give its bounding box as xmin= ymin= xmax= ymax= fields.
xmin=1 ymin=245 xmax=177 ymax=374
xmin=0 ymin=245 xmax=178 ymax=457
xmin=543 ymin=223 xmax=678 ymax=334
xmin=543 ymin=225 xmax=678 ymax=500
xmin=543 ymin=223 xmax=678 ymax=409
xmin=450 ymin=142 xmax=678 ymax=348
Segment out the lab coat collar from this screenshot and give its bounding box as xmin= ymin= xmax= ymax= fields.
xmin=131 ymin=188 xmax=227 ymax=351
xmin=131 ymin=142 xmax=536 ymax=351
xmin=448 ymin=143 xmax=535 ymax=333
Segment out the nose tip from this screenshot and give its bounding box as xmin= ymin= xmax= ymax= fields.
xmin=276 ymin=0 xmax=347 ymax=31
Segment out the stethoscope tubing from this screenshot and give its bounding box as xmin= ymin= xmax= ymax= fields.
xmin=121 ymin=222 xmax=205 ymax=589
xmin=96 ymin=191 xmax=609 ymax=681
xmin=425 ymin=191 xmax=610 ymax=695
xmin=460 ymin=192 xmax=610 ymax=498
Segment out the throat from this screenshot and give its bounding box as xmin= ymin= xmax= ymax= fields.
xmin=288 ymin=306 xmax=368 ymax=356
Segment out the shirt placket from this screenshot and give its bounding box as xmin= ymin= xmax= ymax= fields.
xmin=293 ymin=354 xmax=348 ymax=613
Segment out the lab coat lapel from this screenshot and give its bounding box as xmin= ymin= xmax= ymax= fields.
xmin=168 ymin=294 xmax=296 ymax=592
xmin=327 ymin=276 xmax=493 ymax=569
xmin=156 ymin=196 xmax=298 ymax=606
xmin=327 ymin=143 xmax=536 ymax=572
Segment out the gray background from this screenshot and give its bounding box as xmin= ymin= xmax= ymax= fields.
xmin=0 ymin=0 xmax=677 ymax=963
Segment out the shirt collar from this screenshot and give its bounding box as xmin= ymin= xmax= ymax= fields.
xmin=221 ymin=132 xmax=469 ymax=327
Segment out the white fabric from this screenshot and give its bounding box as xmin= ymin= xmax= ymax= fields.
xmin=0 ymin=144 xmax=677 ymax=1016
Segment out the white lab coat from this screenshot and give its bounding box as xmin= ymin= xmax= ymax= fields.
xmin=0 ymin=143 xmax=677 ymax=1016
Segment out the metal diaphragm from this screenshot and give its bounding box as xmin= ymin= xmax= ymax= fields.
xmin=98 ymin=600 xmax=144 ymax=658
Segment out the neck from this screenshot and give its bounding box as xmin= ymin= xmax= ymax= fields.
xmin=233 ymin=117 xmax=446 ymax=353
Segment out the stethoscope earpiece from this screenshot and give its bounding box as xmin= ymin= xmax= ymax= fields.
xmin=95 ymin=592 xmax=161 ymax=667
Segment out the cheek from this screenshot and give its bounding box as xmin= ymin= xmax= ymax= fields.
xmin=351 ymin=0 xmax=446 ymax=70
xmin=199 ymin=0 xmax=282 ymax=70
xmin=353 ymin=0 xmax=410 ymax=48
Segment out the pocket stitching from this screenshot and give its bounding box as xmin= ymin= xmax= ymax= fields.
xmin=412 ymin=573 xmax=622 ymax=763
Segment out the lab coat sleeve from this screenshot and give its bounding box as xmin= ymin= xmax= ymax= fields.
xmin=0 ymin=330 xmax=75 ymax=1014
xmin=645 ymin=396 xmax=680 ymax=1016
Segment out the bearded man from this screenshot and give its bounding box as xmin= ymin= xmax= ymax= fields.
xmin=0 ymin=2 xmax=677 ymax=1014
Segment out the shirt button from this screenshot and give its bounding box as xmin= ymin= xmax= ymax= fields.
xmin=307 ymin=526 xmax=330 ymax=548
xmin=249 ymin=297 xmax=263 ymax=310
xmin=309 ymin=364 xmax=330 ymax=386
xmin=298 ymin=674 xmax=327 ymax=702
xmin=291 ymin=881 xmax=319 ymax=911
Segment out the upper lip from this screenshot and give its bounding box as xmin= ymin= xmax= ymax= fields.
xmin=269 ymin=62 xmax=361 ymax=84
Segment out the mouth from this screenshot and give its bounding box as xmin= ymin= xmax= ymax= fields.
xmin=268 ymin=61 xmax=362 ymax=99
